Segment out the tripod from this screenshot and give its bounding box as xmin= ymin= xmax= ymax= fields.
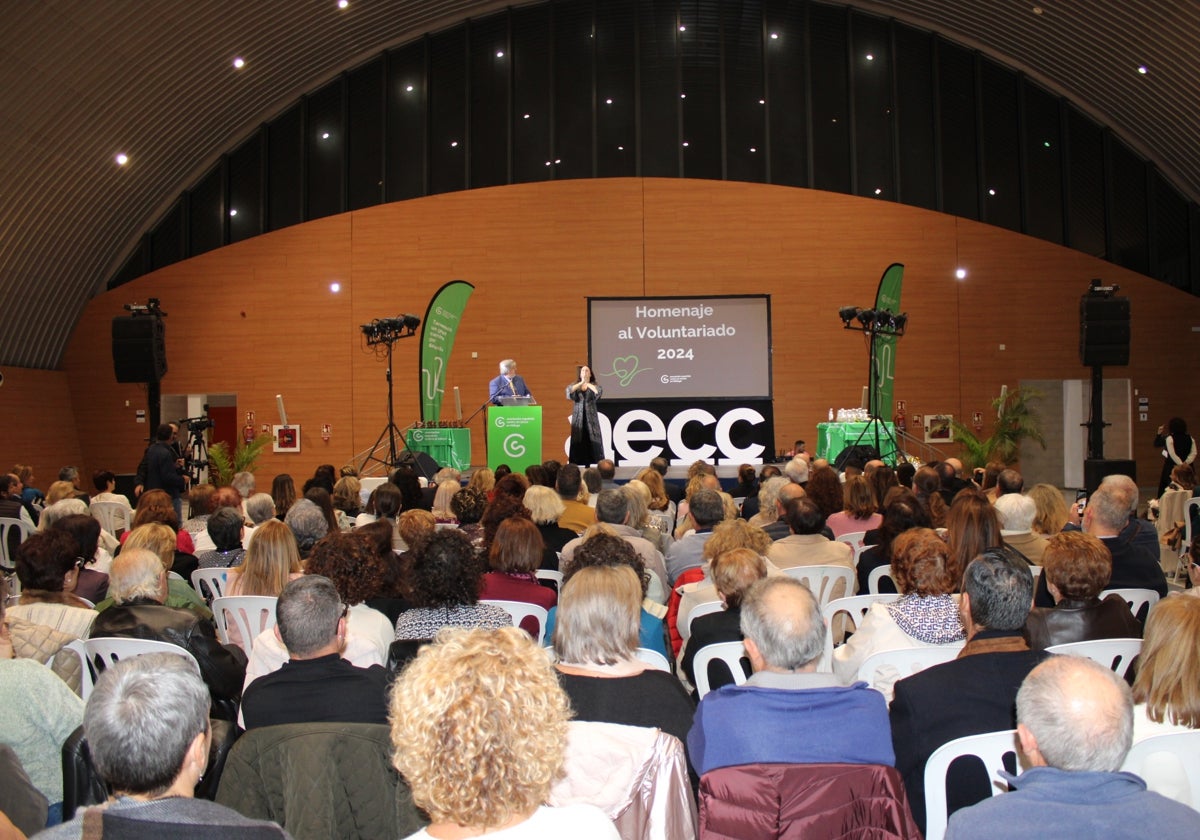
xmin=361 ymin=338 xmax=411 ymax=475
xmin=849 ymin=331 xmax=901 ymax=464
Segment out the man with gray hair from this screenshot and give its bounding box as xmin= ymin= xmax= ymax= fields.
xmin=1035 ymin=474 xmax=1165 ymax=607
xmin=40 ymin=653 xmax=290 ymax=838
xmin=488 ymin=358 xmax=533 ymax=405
xmin=994 ymin=493 xmax=1048 ymax=565
xmin=945 ymin=656 xmax=1200 ymax=839
xmin=666 ymin=487 xmax=726 ymax=583
xmin=559 ymin=489 xmax=668 ymax=600
xmin=747 ymin=475 xmax=804 ymax=540
xmin=90 ymin=548 xmax=247 ymax=718
xmin=687 ymin=576 xmax=893 ymax=775
xmin=891 ymin=549 xmax=1048 ymax=831
xmin=240 ymin=576 xmax=390 ymax=730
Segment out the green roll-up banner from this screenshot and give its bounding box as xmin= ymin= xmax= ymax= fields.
xmin=419 ymin=280 xmax=475 ymax=422
xmin=487 ymin=406 xmax=543 ymax=473
xmin=872 ymin=263 xmax=905 ymax=420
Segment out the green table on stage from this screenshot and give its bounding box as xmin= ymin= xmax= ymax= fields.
xmin=817 ymin=421 xmax=898 ymax=465
xmin=486 ymin=406 xmax=542 ymax=473
xmin=405 ymin=428 xmax=471 ymax=471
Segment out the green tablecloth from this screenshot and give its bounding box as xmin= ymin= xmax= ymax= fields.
xmin=405 ymin=428 xmax=471 ymax=471
xmin=817 ymin=421 xmax=898 ymax=465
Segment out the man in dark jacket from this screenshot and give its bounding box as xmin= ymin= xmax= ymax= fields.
xmin=90 ymin=548 xmax=245 ymax=719
xmin=241 ymin=576 xmax=390 ymax=730
xmin=138 ymin=422 xmax=188 ymax=520
xmin=890 ymin=548 xmax=1048 ymax=832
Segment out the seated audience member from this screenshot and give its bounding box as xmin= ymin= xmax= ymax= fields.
xmin=1128 ymin=594 xmax=1200 ymax=803
xmin=99 ymin=523 xmax=210 ymax=617
xmin=803 ymin=465 xmax=844 ymax=522
xmin=995 ymin=468 xmax=1024 ymax=498
xmin=9 ymin=530 xmax=97 ymax=639
xmin=480 ymin=517 xmax=556 ymax=634
xmin=357 ymin=516 xmax=421 ymax=624
xmin=913 ymin=466 xmax=949 ymax=528
xmin=244 ymin=491 xmax=284 ymax=545
xmin=1028 ymin=483 xmax=1070 ymax=538
xmin=524 ymin=485 xmax=574 ymax=569
xmin=38 ymin=497 xmax=120 ymax=557
xmin=622 ymin=479 xmax=672 ymax=553
xmin=303 ymin=531 xmax=395 ymax=658
xmin=284 ymin=498 xmax=330 ymax=559
xmin=0 ymin=574 xmax=85 ymax=826
xmin=0 ymin=472 xmax=37 ymax=529
xmin=688 ymin=576 xmax=893 ymax=776
xmin=826 ymin=475 xmax=883 ymax=539
xmin=490 ymin=472 xmax=529 ymax=503
xmin=890 ymin=549 xmax=1047 ymax=831
xmin=560 ymin=490 xmax=669 ymax=599
xmin=393 ymin=530 xmax=510 ymax=641
xmin=545 ymin=533 xmax=670 ymax=658
xmin=44 ymin=479 xmax=83 ymax=509
xmin=1035 ymin=475 xmax=1166 ymax=608
xmin=728 ymin=463 xmax=758 ymax=501
xmin=1024 ymin=531 xmax=1142 ymax=651
xmin=649 ymin=456 xmax=685 ymax=506
xmin=944 ymin=656 xmax=1200 ymax=840
xmin=753 ymin=477 xmax=805 ymax=542
xmin=391 ymin=627 xmax=617 ymax=840
xmin=0 ymin=741 xmax=48 ymax=838
xmin=196 ymin=507 xmax=246 ymax=569
xmin=124 ymin=489 xmax=195 ymax=555
xmin=833 ymin=529 xmax=965 ymax=694
xmin=331 ymin=475 xmax=362 ymax=524
xmin=581 ymin=467 xmax=602 ymax=506
xmin=241 ymin=576 xmax=390 ymax=729
xmin=666 ymin=488 xmax=726 ymax=583
xmin=90 ymin=469 xmax=132 ymax=511
xmin=181 ymin=484 xmax=216 ymax=537
xmin=555 ymin=465 xmax=595 ymax=534
xmin=674 ymin=472 xmax=722 ymax=540
xmin=480 ymin=494 xmax=533 ymax=554
xmin=994 ymin=493 xmax=1049 ymax=565
xmin=945 ymin=490 xmax=1010 ymax=577
xmin=51 ymin=513 xmax=110 ymax=603
xmin=40 ymin=654 xmax=289 ymax=839
xmin=466 ymin=467 xmax=494 ymax=497
xmin=190 ymin=486 xmax=245 ymax=553
xmin=936 ymin=460 xmax=971 ymax=506
xmin=867 ymin=465 xmax=899 ymax=514
xmin=231 ymin=470 xmax=256 ymax=505
xmin=674 ymin=519 xmax=775 ymax=655
xmin=633 ymin=467 xmax=678 ymax=533
xmin=679 ymin=548 xmax=767 ymax=691
xmin=303 ymin=487 xmax=342 ymax=537
xmin=766 ymin=497 xmax=854 ymax=596
xmin=856 ymin=490 xmax=931 ymax=595
xmin=783 ymin=455 xmax=810 ymax=487
xmin=220 ymin=518 xmax=304 ymax=644
xmin=271 ymin=473 xmax=298 ymax=520
xmin=895 ymin=461 xmax=916 ymax=489
xmin=89 ymin=548 xmax=247 ymax=718
xmin=552 ymin=566 xmax=695 ymax=755
xmin=450 ymin=486 xmax=488 ymax=553
xmin=430 ymin=479 xmax=459 ymax=523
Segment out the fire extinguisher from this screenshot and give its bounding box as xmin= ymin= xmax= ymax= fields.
xmin=243 ymin=419 xmax=256 ymax=445
xmin=894 ymin=405 xmax=907 ymax=435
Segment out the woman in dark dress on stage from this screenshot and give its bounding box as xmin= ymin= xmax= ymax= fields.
xmin=566 ymin=364 xmax=604 ymax=466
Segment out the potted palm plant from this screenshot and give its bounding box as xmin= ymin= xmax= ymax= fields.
xmin=951 ymin=387 xmax=1045 ymax=469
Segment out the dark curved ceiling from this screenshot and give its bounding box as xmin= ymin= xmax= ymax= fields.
xmin=2 ymin=0 xmax=1196 ymax=369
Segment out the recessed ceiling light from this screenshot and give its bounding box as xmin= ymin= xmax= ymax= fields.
xmin=749 ymin=147 xmax=757 ymax=153
xmin=405 ymin=84 xmax=414 ymax=92
xmin=682 ymin=141 xmax=689 ymax=147
xmin=330 ymin=282 xmax=341 ymax=293
xmin=617 ymin=145 xmax=624 ymax=151
xmin=523 ymin=113 xmax=530 ymax=119
xmin=874 ymin=188 xmax=882 ymax=195
xmin=545 ymin=161 xmax=551 ymax=166
xmin=770 ymin=32 xmax=779 ymax=40
xmin=450 ymin=141 xmax=458 ymax=148
xmin=337 ymin=0 xmax=348 ymax=8
xmin=496 ymin=50 xmax=504 ymax=58
xmin=605 ymin=98 xmax=613 ymax=105
xmin=866 ymin=54 xmax=874 ymax=61
xmin=232 ymin=57 xmax=245 ymax=69
xmin=759 ymin=99 xmax=765 ymax=105
xmin=1043 ymin=140 xmax=1052 ymax=148
xmin=321 ymin=132 xmax=330 ymax=140
xmin=955 ymin=268 xmax=967 ymax=280
xmin=1137 ymin=65 xmax=1148 ymax=75
xmin=229 ymin=208 xmax=238 ymax=217
xmin=679 ymin=25 xmax=686 ymax=32
xmin=114 ymin=153 xmax=129 ymax=166
xmin=988 ymin=188 xmax=996 ymax=196
xmin=554 ymin=159 xmax=561 ymax=164
xmin=680 ymin=93 xmax=686 ymax=99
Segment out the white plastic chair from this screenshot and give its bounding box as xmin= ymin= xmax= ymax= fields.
xmin=923 ymin=729 xmax=1027 ymax=840
xmin=634 ymin=647 xmax=672 ymax=672
xmin=1121 ymin=731 xmax=1200 ymax=807
xmin=867 ymin=564 xmax=895 ymax=594
xmin=191 ymin=568 xmax=228 ymax=601
xmin=66 ymin=637 xmax=199 ymax=699
xmin=781 ymin=564 xmax=854 ymax=608
xmin=481 ymin=599 xmax=549 ymax=645
xmin=535 ymin=568 xmax=563 ymax=591
xmin=1099 ymin=587 xmax=1160 ymax=622
xmin=692 ymin=641 xmax=750 ymax=699
xmin=856 ymin=643 xmax=964 ymax=686
xmin=0 ymin=516 xmax=33 ymax=573
xmin=90 ymin=501 xmax=132 ymax=535
xmin=211 ymin=596 xmax=278 ymax=653
xmin=685 ymin=600 xmax=725 ymax=635
xmin=836 ymin=530 xmax=867 ymax=550
xmin=818 ymin=593 xmax=901 ymax=671
xmin=1181 ymin=498 xmax=1200 ymax=582
xmin=1045 ymin=637 xmax=1142 ymax=680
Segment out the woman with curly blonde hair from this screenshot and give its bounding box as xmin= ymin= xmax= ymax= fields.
xmin=391 ymin=627 xmax=617 ymax=839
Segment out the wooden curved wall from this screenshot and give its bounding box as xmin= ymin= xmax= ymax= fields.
xmin=35 ymin=178 xmax=1200 ymax=485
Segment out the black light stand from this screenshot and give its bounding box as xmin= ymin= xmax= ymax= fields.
xmin=360 ymin=315 xmax=422 ymax=475
xmin=837 ymin=306 xmax=908 ymax=465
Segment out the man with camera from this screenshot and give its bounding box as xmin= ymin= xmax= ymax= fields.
xmin=137 ymin=422 xmax=189 ymax=520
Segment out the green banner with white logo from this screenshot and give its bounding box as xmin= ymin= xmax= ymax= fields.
xmin=872 ymin=263 xmax=905 ymax=420
xmin=419 ymin=280 xmax=475 ymax=421
xmin=487 ymin=406 xmax=542 ymax=473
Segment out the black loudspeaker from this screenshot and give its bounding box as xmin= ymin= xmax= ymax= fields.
xmin=1083 ymin=459 xmax=1136 ymax=494
xmin=1079 ymin=296 xmax=1130 ymax=367
xmin=111 ymin=316 xmax=167 ymax=383
xmin=395 ymin=450 xmax=439 ymax=481
xmin=834 ymin=445 xmax=880 ymax=472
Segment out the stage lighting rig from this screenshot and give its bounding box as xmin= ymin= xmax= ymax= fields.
xmin=837 ymin=305 xmax=907 ymax=336
xmin=360 ymin=314 xmax=421 ymax=346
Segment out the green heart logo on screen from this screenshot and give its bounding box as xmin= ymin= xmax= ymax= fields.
xmin=602 ymin=355 xmax=650 ymax=388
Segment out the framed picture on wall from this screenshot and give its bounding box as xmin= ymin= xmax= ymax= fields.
xmin=924 ymin=414 xmax=953 ymax=444
xmin=273 ymin=425 xmax=301 ymax=453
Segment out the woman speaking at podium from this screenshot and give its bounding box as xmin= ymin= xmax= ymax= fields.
xmin=566 ymin=364 xmax=603 ymax=466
